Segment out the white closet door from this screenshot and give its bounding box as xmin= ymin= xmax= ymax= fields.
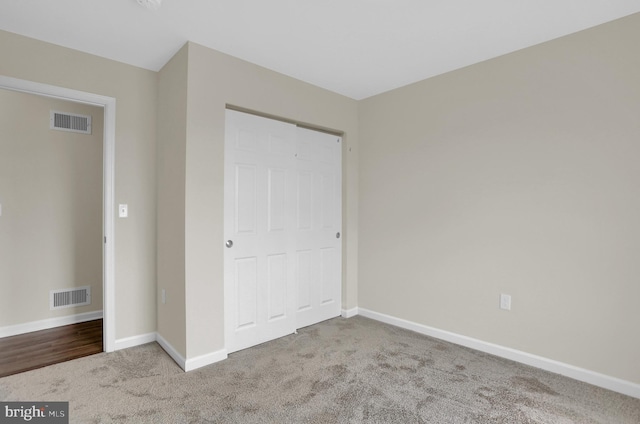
xmin=295 ymin=127 xmax=342 ymax=328
xmin=224 ymin=110 xmax=297 ymax=353
xmin=224 ymin=110 xmax=342 ymax=353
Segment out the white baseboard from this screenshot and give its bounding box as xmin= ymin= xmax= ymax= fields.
xmin=116 ymin=331 xmax=227 ymax=373
xmin=0 ymin=311 xmax=103 ymax=338
xmin=341 ymin=307 xmax=359 ymax=318
xmin=356 ymin=308 xmax=640 ymax=399
xmin=114 ymin=332 xmax=157 ymax=350
xmin=185 ymin=349 xmax=228 ymax=372
xmin=156 ymin=332 xmax=186 ymax=370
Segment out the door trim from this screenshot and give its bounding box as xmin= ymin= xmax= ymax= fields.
xmin=0 ymin=75 xmax=116 ymax=352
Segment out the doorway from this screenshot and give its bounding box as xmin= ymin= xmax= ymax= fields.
xmin=0 ymin=75 xmax=116 ymax=353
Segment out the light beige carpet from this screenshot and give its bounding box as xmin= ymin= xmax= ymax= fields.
xmin=1 ymin=316 xmax=638 ymax=423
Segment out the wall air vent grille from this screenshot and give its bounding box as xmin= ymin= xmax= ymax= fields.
xmin=50 ymin=286 xmax=91 ymax=310
xmin=50 ymin=110 xmax=92 ymax=134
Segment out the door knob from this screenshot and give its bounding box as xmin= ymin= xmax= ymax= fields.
xmin=226 ymin=240 xmax=233 ymax=248
xmin=336 ymin=232 xmax=340 ymax=239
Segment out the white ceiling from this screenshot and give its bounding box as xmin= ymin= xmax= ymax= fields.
xmin=1 ymin=1 xmax=639 ymax=100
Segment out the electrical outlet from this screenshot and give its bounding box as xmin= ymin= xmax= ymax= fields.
xmin=500 ymin=293 xmax=512 ymax=310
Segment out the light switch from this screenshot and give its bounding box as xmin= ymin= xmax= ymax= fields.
xmin=119 ymin=204 xmax=128 ymax=218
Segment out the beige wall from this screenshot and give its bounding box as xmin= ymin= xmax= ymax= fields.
xmin=0 ymin=89 xmax=103 ymax=326
xmin=358 ymin=14 xmax=640 ymax=384
xmin=156 ymin=44 xmax=188 ymax=355
xmin=0 ymin=30 xmax=158 ymax=340
xmin=155 ymin=42 xmax=359 ymax=359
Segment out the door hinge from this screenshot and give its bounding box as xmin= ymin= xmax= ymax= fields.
xmin=104 ymin=236 xmax=107 ymax=244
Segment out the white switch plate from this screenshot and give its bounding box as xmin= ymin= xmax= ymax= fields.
xmin=118 ymin=204 xmax=128 ymax=218
xmin=500 ymin=293 xmax=512 ymax=310
xmin=161 ymin=289 xmax=166 ymax=304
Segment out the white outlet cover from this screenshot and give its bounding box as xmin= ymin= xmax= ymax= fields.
xmin=500 ymin=294 xmax=512 ymax=310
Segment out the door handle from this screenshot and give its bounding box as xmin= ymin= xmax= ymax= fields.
xmin=226 ymin=240 xmax=233 ymax=248
xmin=336 ymin=232 xmax=340 ymax=239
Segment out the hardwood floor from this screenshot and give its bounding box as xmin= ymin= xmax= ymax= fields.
xmin=0 ymin=319 xmax=103 ymax=378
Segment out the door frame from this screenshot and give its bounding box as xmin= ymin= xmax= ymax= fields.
xmin=0 ymin=75 xmax=116 ymax=352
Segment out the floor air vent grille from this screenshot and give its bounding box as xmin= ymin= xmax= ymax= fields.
xmin=50 ymin=286 xmax=91 ymax=310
